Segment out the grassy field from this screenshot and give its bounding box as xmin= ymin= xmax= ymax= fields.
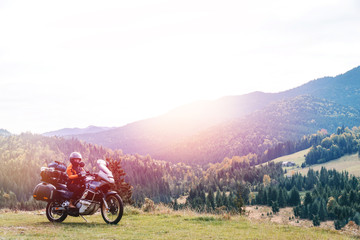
xmin=267 ymin=149 xmax=360 ymax=177
xmin=0 ymin=207 xmax=358 ymax=240
xmin=296 ymin=153 xmax=360 ymax=177
xmin=270 ymin=148 xmax=310 ymax=166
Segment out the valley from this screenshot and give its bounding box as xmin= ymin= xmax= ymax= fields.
xmin=1 ymin=66 xmax=360 ymax=233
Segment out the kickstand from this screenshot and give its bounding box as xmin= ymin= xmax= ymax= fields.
xmin=80 ymin=215 xmax=88 ymax=223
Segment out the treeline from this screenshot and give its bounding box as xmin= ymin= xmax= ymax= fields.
xmin=0 ymin=133 xmax=120 ymax=209
xmin=293 ymin=167 xmax=360 ymax=229
xmin=182 ymin=159 xmax=283 ymax=212
xmin=183 ymin=159 xmax=305 ymax=212
xmin=200 ymin=154 xmax=284 ymax=192
xmin=0 ymin=133 xmax=198 ymax=209
xmin=255 ymin=164 xmax=360 ymax=229
xmin=121 ymin=155 xmax=202 ymax=205
xmin=183 ymin=184 xmax=241 ymax=213
xmin=305 ymin=126 xmax=360 ymax=165
xmin=255 ymin=186 xmax=300 ymax=208
xmin=255 ymin=167 xmax=360 ymax=229
xmin=261 ymin=129 xmax=328 ymax=163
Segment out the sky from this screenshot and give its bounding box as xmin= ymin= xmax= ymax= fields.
xmin=1 ymin=0 xmax=360 ymax=134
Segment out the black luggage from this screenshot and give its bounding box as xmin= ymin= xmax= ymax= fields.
xmin=48 ymin=161 xmax=67 ymax=172
xmin=40 ymin=167 xmax=68 ymax=185
xmin=33 ymin=183 xmax=56 ymax=202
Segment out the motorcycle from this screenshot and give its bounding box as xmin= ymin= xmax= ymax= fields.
xmin=33 ymin=159 xmax=123 ymax=224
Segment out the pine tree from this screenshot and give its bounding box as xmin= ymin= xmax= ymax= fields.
xmin=288 ymin=187 xmax=300 ymax=206
xmin=235 ymin=193 xmax=245 ymax=215
xmin=107 ymin=157 xmax=133 ymax=204
xmin=318 ymin=200 xmax=327 ymax=221
xmin=207 ymin=189 xmax=215 ymax=211
xmin=272 ymin=201 xmax=279 ymax=214
xmin=256 ymin=187 xmax=264 ymax=205
xmin=313 ymin=215 xmax=320 ymax=226
xmin=215 ymin=189 xmax=223 ymax=207
xmin=304 ymin=192 xmax=312 ymax=206
xmin=278 ymin=188 xmax=286 ymax=208
xmin=310 ymin=201 xmax=319 ymax=220
xmin=222 ymin=191 xmax=229 ymax=209
xmin=228 ymin=191 xmax=235 ymax=210
xmin=173 ymin=199 xmax=179 ymax=210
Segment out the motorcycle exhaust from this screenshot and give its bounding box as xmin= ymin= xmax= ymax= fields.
xmin=52 ymin=207 xmax=66 ymax=211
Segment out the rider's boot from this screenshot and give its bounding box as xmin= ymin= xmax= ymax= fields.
xmin=69 ymin=199 xmax=76 ymax=208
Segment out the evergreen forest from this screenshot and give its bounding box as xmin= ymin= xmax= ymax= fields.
xmin=0 ymin=125 xmax=360 ymax=230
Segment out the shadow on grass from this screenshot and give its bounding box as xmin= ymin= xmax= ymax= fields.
xmin=185 ymin=216 xmax=217 ymax=221
xmin=33 ymin=221 xmax=109 ymax=228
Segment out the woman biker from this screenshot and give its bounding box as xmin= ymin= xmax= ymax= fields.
xmin=66 ymin=152 xmax=86 ymax=208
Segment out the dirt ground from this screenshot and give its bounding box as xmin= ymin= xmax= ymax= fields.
xmin=245 ymin=205 xmax=360 ymax=237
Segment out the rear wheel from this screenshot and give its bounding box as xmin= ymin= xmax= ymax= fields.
xmin=46 ymin=201 xmax=67 ymax=223
xmin=101 ymin=194 xmax=123 ymax=224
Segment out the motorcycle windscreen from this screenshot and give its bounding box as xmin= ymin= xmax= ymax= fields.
xmin=97 ymin=160 xmax=115 ymax=183
xmin=98 ymin=170 xmax=115 ymax=183
xmin=98 ymin=162 xmax=112 ymax=176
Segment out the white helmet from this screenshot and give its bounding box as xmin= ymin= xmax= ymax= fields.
xmin=69 ymin=152 xmax=82 ymax=165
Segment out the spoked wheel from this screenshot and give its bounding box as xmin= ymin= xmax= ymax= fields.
xmin=101 ymin=194 xmax=123 ymax=224
xmin=46 ymin=201 xmax=68 ymax=223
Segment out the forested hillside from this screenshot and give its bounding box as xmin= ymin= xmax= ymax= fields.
xmin=63 ymin=66 xmax=360 ymax=166
xmin=282 ymin=65 xmax=360 ymax=110
xmin=0 ymin=133 xmax=200 ymax=209
xmin=66 ymin=91 xmax=277 ymax=156
xmin=305 ymin=126 xmax=360 ymax=165
xmin=181 ymin=140 xmax=360 ymax=230
xmin=2 ymin=126 xmax=360 ymax=230
xmin=157 ymin=95 xmax=360 ymax=165
xmin=0 ymin=132 xmax=293 ymax=209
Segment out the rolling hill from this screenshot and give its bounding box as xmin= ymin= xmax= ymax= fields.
xmin=274 ymin=151 xmax=360 ymax=178
xmin=65 ymin=91 xmax=279 ymax=155
xmin=155 ymin=95 xmax=360 ymax=165
xmin=42 ymin=125 xmax=116 ymax=137
xmin=281 ymin=65 xmax=360 ymax=110
xmin=47 ymin=66 xmax=360 ymax=165
xmin=0 ymin=129 xmax=11 ymax=136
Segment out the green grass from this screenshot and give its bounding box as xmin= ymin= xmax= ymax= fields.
xmin=259 ymin=149 xmax=309 ymax=172
xmin=266 ymin=149 xmax=360 ymax=177
xmin=0 ymin=208 xmax=357 ymax=239
xmin=271 ymin=148 xmax=309 ymax=165
xmin=296 ymin=153 xmax=360 ymax=177
xmin=270 ymin=148 xmax=309 ymax=166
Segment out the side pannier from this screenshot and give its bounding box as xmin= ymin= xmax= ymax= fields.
xmin=33 ymin=183 xmax=56 ymax=202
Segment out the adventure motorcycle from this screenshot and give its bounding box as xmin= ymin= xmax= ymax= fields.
xmin=33 ymin=159 xmax=123 ymax=224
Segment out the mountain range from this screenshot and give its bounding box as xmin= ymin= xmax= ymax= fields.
xmin=43 ymin=125 xmax=116 ymax=137
xmin=43 ymin=66 xmax=360 ymax=165
xmin=0 ymin=129 xmax=11 ymax=136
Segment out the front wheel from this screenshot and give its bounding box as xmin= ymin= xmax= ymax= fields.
xmin=46 ymin=201 xmax=67 ymax=223
xmin=101 ymin=194 xmax=123 ymax=224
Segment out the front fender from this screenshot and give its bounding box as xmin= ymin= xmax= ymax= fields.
xmin=102 ymin=191 xmax=122 ymax=210
xmin=104 ymin=191 xmax=119 ymax=198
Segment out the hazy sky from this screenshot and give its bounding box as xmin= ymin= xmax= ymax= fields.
xmin=1 ymin=0 xmax=360 ymax=134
